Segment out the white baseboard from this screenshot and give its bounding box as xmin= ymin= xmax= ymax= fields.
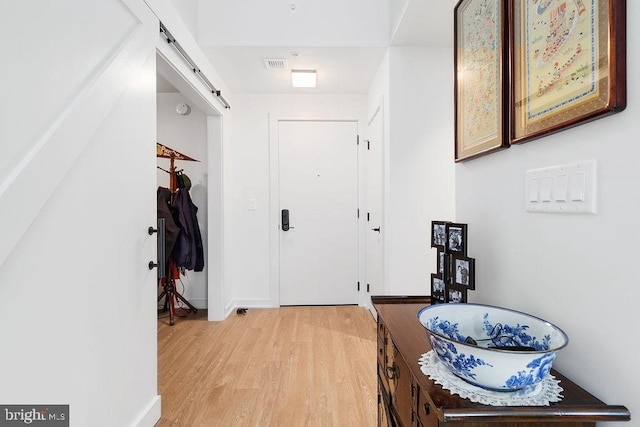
xmin=224 ymin=300 xmax=235 ymax=318
xmin=132 ymin=395 xmax=161 ymax=427
xmin=187 ymin=298 xmax=208 ymax=309
xmin=158 ymin=298 xmax=207 ymax=311
xmin=225 ymin=298 xmax=277 ymax=317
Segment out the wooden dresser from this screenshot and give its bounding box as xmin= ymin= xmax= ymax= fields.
xmin=373 ymin=296 xmax=631 ymax=426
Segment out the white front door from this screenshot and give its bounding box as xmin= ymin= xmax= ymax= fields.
xmin=366 ymin=105 xmax=384 ymax=314
xmin=278 ymin=120 xmax=359 ymax=305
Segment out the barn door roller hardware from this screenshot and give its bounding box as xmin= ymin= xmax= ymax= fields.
xmin=160 ymin=22 xmax=231 ymax=110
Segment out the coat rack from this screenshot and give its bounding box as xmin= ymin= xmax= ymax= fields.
xmin=156 ymin=142 xmax=199 ymax=325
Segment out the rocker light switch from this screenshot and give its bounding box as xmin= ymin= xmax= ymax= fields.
xmin=569 ymin=172 xmax=586 ymax=201
xmin=553 ymin=174 xmax=568 ymax=201
xmin=528 ymin=179 xmax=539 ymax=202
xmin=539 ymin=177 xmax=552 ymax=202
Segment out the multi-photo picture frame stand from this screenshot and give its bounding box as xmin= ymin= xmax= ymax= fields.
xmin=431 ymin=221 xmax=476 ymax=304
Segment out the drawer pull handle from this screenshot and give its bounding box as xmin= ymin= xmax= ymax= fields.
xmin=386 ymin=365 xmax=399 ymax=380
xmin=424 ymin=403 xmax=430 ymax=415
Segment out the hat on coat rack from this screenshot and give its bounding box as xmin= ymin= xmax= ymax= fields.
xmin=177 ymin=173 xmax=192 ymax=191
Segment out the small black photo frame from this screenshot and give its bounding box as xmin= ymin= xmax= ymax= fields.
xmin=432 ymin=294 xmax=446 ymax=305
xmin=437 ymin=249 xmax=449 ymax=282
xmin=445 ymin=222 xmax=467 ymax=255
xmin=452 ymin=254 xmax=475 ymax=290
xmin=431 ymin=221 xmax=449 ymax=248
xmin=431 ymin=273 xmax=446 ymax=299
xmin=447 ymin=285 xmax=467 ymax=303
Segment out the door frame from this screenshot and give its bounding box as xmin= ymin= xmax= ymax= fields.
xmin=269 ymin=117 xmax=362 ymax=307
xmin=363 ymin=98 xmax=386 ymax=315
xmin=156 ymin=45 xmax=226 ymax=321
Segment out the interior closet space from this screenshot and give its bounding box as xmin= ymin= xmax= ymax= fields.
xmin=156 ymin=78 xmax=209 ymax=311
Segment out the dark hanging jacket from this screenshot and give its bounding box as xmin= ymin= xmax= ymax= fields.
xmin=157 ymin=187 xmax=181 ymax=269
xmin=172 ymin=185 xmax=205 ymax=271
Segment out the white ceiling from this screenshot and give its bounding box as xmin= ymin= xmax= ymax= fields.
xmin=197 ymin=0 xmax=389 ymax=47
xmin=201 ymin=46 xmax=388 ymax=94
xmin=167 ymin=0 xmax=456 ymax=95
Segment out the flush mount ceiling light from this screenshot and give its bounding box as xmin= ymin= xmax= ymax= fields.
xmin=291 ymin=70 xmax=316 ymax=88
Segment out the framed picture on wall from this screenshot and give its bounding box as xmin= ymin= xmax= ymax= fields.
xmin=431 ymin=220 xmax=449 ymax=249
xmin=445 ymin=222 xmax=468 ymax=255
xmin=452 ymin=254 xmax=475 ymax=290
xmin=510 ymin=0 xmax=627 ymax=144
xmin=454 ymin=0 xmax=510 ymax=161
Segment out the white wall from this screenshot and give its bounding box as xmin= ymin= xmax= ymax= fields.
xmin=228 ymin=94 xmax=368 ymax=309
xmin=455 ymin=3 xmax=639 ymax=422
xmin=388 ymin=47 xmax=456 ymax=295
xmin=367 ymin=47 xmax=456 ymax=296
xmin=389 ymin=0 xmax=410 ymax=40
xmin=157 ymin=93 xmax=208 ymax=308
xmin=170 ymin=0 xmax=198 ymax=39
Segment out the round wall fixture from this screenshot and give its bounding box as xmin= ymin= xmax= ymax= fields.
xmin=176 ymin=103 xmax=191 ymax=115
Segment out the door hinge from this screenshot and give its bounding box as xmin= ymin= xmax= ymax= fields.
xmin=357 ymin=281 xmax=360 ymax=291
xmin=367 ymin=140 xmax=370 ymax=150
xmin=367 ymin=212 xmax=370 ymax=222
xmin=357 ymin=208 xmax=360 ymax=218
xmin=357 ymin=135 xmax=360 ymax=146
xmin=367 ymin=283 xmax=370 ymax=292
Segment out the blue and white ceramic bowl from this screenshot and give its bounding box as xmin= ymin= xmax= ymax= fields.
xmin=418 ymin=303 xmax=568 ymax=391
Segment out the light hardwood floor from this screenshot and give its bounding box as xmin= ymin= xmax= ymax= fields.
xmin=157 ymin=306 xmax=378 ymax=426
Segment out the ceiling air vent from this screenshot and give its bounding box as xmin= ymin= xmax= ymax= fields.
xmin=264 ymin=58 xmax=287 ymax=70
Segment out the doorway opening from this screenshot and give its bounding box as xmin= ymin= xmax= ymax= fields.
xmin=155 ymin=52 xmax=225 ymax=321
xmin=156 ymin=75 xmax=208 ymax=314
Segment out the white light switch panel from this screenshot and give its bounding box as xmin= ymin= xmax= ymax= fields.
xmin=525 ymin=160 xmax=596 ymax=214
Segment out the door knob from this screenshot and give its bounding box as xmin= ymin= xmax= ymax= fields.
xmin=372 ymin=227 xmax=381 ymax=232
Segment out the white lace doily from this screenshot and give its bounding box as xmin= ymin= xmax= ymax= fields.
xmin=418 ymin=351 xmax=563 ymax=406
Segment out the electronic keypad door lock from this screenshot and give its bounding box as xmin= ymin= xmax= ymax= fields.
xmin=281 ymin=209 xmax=294 ymax=231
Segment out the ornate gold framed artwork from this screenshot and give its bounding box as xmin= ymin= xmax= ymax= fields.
xmin=510 ymin=0 xmax=626 ymax=144
xmin=454 ymin=0 xmax=510 ymax=162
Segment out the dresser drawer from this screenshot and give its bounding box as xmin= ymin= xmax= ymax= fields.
xmin=416 ymin=389 xmax=439 ymax=427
